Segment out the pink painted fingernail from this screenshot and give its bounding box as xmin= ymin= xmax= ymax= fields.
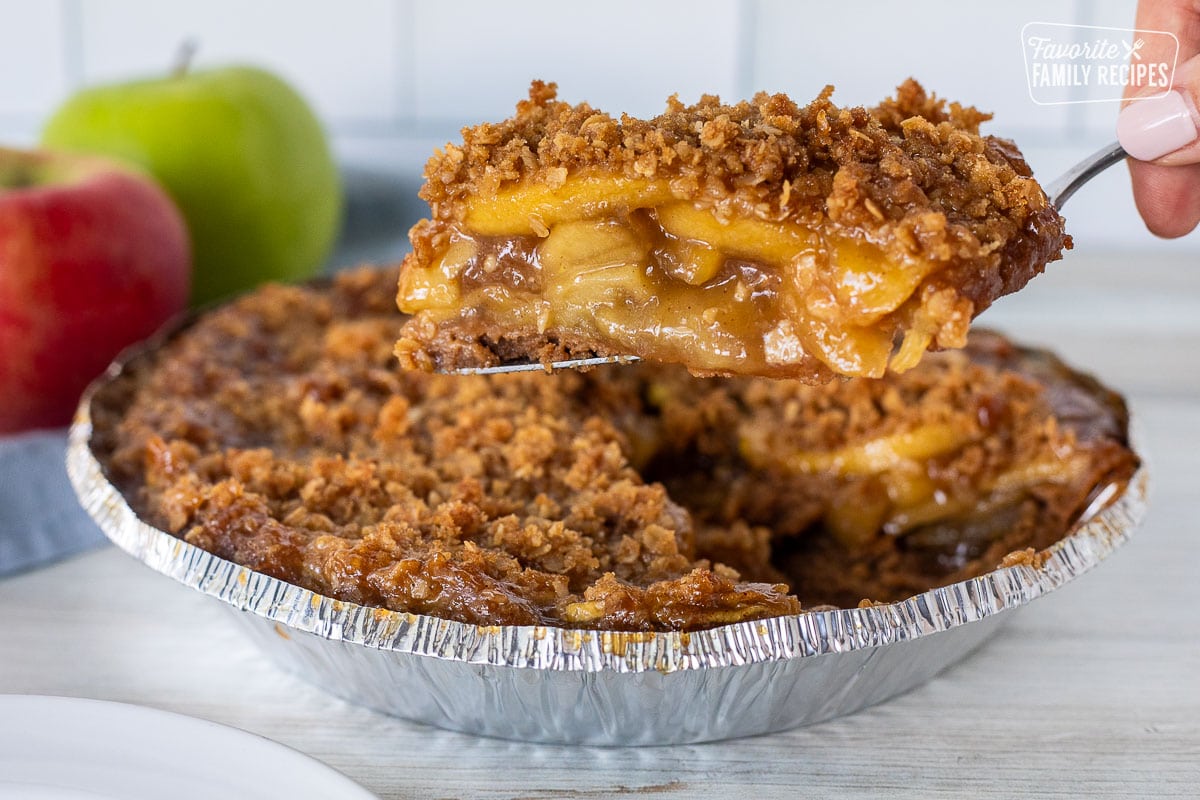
xmin=1117 ymin=90 xmax=1200 ymax=161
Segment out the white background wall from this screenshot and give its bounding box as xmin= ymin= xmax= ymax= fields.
xmin=1 ymin=0 xmax=1195 ymax=255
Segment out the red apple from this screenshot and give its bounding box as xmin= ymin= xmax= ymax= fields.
xmin=0 ymin=146 xmax=191 ymax=433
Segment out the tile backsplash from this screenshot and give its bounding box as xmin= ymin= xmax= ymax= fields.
xmin=1 ymin=0 xmax=1194 ymax=253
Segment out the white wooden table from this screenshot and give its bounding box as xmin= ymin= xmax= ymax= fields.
xmin=2 ymin=254 xmax=1197 ymax=799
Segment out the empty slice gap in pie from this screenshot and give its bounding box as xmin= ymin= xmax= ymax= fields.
xmin=395 ymin=79 xmax=1070 ymax=381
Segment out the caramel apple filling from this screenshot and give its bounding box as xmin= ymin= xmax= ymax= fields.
xmin=739 ymin=414 xmax=1091 ymax=549
xmin=394 ymin=81 xmax=1069 ymax=381
xmin=399 ymin=173 xmax=959 ymax=378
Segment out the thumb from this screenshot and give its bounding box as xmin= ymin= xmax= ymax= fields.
xmin=1118 ymin=53 xmax=1200 ymax=164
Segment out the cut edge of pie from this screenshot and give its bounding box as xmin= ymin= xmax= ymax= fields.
xmin=394 ymin=79 xmax=1070 ymax=381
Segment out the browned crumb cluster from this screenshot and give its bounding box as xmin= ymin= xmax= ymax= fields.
xmin=399 ymin=80 xmax=1070 ymax=377
xmin=93 ymin=268 xmax=1135 ymax=631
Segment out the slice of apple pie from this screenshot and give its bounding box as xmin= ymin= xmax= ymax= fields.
xmin=395 ymin=80 xmax=1070 ymax=381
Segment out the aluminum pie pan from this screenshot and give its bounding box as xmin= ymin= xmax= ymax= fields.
xmin=66 ymin=340 xmax=1148 ymax=745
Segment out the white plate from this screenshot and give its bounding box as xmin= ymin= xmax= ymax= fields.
xmin=0 ymin=695 xmax=377 ymax=800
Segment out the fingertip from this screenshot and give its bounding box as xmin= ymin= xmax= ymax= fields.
xmin=1142 ymin=212 xmax=1200 ymax=239
xmin=1129 ymin=162 xmax=1200 ymax=238
xmin=1117 ymin=90 xmax=1200 ymax=161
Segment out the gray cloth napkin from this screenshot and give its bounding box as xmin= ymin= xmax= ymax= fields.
xmin=0 ymin=429 xmax=107 ymax=578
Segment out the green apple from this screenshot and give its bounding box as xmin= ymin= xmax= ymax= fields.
xmin=42 ymin=65 xmax=341 ymax=306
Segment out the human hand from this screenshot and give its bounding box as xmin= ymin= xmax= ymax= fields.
xmin=1116 ymin=1 xmax=1200 ymax=237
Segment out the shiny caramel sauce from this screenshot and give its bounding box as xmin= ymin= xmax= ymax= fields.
xmin=398 ymin=174 xmax=957 ymax=377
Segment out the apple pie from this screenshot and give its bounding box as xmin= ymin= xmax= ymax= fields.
xmin=93 ymin=267 xmax=1137 ymax=631
xmin=395 ymin=80 xmax=1070 ymax=381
